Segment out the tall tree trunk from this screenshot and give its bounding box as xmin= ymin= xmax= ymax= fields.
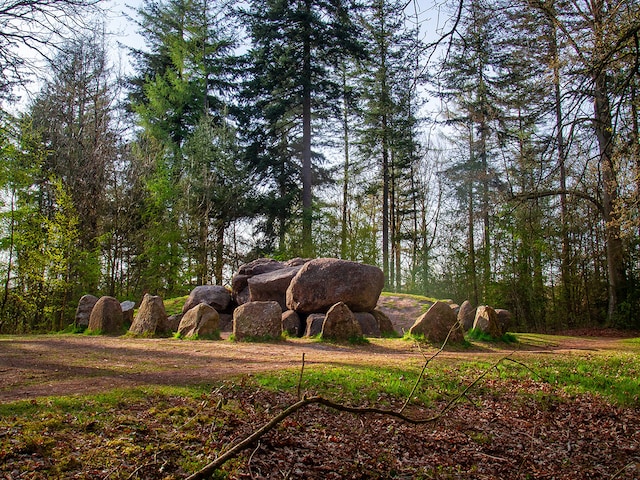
xmin=301 ymin=0 xmax=313 ymax=257
xmin=214 ymin=220 xmax=225 ymax=285
xmin=594 ymin=72 xmax=626 ymax=322
xmin=341 ymin=69 xmax=350 ymax=260
xmin=594 ymin=72 xmax=626 ymax=323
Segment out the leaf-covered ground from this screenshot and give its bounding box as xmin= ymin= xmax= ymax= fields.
xmin=1 ymin=371 xmax=639 ymax=478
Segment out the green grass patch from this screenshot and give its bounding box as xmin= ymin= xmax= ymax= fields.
xmin=379 ymin=291 xmax=438 ymax=303
xmin=173 ymin=331 xmax=221 ymax=341
xmin=163 ymin=295 xmax=189 ymax=316
xmin=466 ymin=328 xmax=518 ymax=343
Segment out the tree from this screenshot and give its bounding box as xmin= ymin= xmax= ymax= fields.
xmin=356 ymin=0 xmax=424 ymax=289
xmin=241 ymin=0 xmax=362 ymax=257
xmin=0 ymin=0 xmax=101 ymax=97
xmin=28 ymin=31 xmax=116 ymax=293
xmin=128 ymin=0 xmax=241 ymax=291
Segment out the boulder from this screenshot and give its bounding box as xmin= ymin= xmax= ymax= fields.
xmin=233 ymin=301 xmax=282 ymax=341
xmin=231 ymin=274 xmax=250 ymax=305
xmin=182 ymin=285 xmax=231 ymax=314
xmin=238 ymin=258 xmax=285 ymax=276
xmin=321 ymin=302 xmax=362 ymax=341
xmin=354 ymin=312 xmax=380 ymax=337
xmin=372 ymin=309 xmax=396 ymax=336
xmin=248 ymin=266 xmax=302 ymax=310
xmin=496 ymin=309 xmax=512 ymax=334
xmin=304 ymin=314 xmax=325 ymax=337
xmin=409 ymin=301 xmax=464 ymax=344
xmin=178 ymin=303 xmax=219 ymax=338
xmin=473 ymin=305 xmax=502 ymax=338
xmin=88 ymin=296 xmax=123 ymax=334
xmin=167 ymin=314 xmax=182 ymax=332
xmin=75 ymin=294 xmax=98 ymax=328
xmin=129 ymin=294 xmax=169 ymax=336
xmin=232 ymin=259 xmax=285 ymax=305
xmin=282 ymin=310 xmax=302 ymax=337
xmin=121 ymin=300 xmax=136 ymax=325
xmin=457 ymin=300 xmax=476 ymax=331
xmin=286 ymin=258 xmax=384 ymax=314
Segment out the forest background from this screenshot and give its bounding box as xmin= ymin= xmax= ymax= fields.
xmin=0 ymin=0 xmax=638 ymax=334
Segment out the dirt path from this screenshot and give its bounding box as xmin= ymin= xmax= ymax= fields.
xmin=0 ymin=332 xmax=631 ymax=403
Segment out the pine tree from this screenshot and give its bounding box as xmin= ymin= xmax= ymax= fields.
xmin=240 ymin=0 xmax=362 ymax=257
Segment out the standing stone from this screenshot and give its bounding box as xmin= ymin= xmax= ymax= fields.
xmin=321 ymin=302 xmax=362 ymax=341
xmin=88 ymin=296 xmax=123 ymax=335
xmin=282 ymin=310 xmax=302 ymax=337
xmin=409 ymin=301 xmax=464 ymax=344
xmin=233 ymin=301 xmax=282 ymax=341
xmin=495 ymin=309 xmax=512 ymax=334
xmin=129 ymin=294 xmax=169 ymax=336
xmin=473 ymin=305 xmax=502 ymax=338
xmin=178 ymin=303 xmax=219 ymax=338
xmin=167 ymin=314 xmax=183 ymax=332
xmin=354 ymin=312 xmax=380 ymax=337
xmin=75 ymin=294 xmax=98 ymax=328
xmin=372 ymin=309 xmax=396 ymax=336
xmin=182 ymin=285 xmax=231 ymax=314
xmin=457 ymin=300 xmax=476 ymax=331
xmin=304 ymin=314 xmax=325 ymax=337
xmin=286 ymin=258 xmax=384 ymax=314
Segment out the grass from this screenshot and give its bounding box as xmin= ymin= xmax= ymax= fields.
xmin=2 ymin=334 xmax=640 ymax=478
xmin=466 ymin=328 xmax=518 ymax=343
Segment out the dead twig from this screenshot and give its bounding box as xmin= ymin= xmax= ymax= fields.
xmin=186 ymin=351 xmax=519 ymax=480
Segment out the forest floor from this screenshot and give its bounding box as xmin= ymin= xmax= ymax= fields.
xmin=0 ymin=296 xmax=639 ymax=478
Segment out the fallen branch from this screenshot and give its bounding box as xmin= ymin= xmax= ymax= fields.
xmin=186 ymin=352 xmax=517 ymax=480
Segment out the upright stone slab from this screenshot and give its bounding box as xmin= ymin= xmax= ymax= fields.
xmin=88 ymin=296 xmax=123 ymax=335
xmin=178 ymin=303 xmax=219 ymax=338
xmin=409 ymin=301 xmax=464 ymax=344
xmin=233 ymin=301 xmax=282 ymax=341
xmin=129 ymin=294 xmax=169 ymax=336
xmin=75 ymin=294 xmax=98 ymax=328
xmin=457 ymin=300 xmax=476 ymax=331
xmin=286 ymin=258 xmax=384 ymax=314
xmin=321 ymin=302 xmax=362 ymax=341
xmin=473 ymin=305 xmax=502 ymax=338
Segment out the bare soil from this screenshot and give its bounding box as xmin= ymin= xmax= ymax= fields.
xmin=0 ymin=295 xmax=635 ymax=403
xmin=1 ymin=297 xmax=639 ymax=479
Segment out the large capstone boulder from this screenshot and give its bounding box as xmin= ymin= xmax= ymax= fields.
xmin=178 ymin=303 xmax=219 ymax=338
xmin=129 ymin=294 xmax=169 ymax=336
xmin=354 ymin=312 xmax=380 ymax=337
xmin=233 ymin=301 xmax=282 ymax=341
xmin=183 ymin=285 xmax=231 ymax=314
xmin=409 ymin=300 xmax=464 ymax=344
xmin=232 ymin=259 xmax=284 ymax=305
xmin=248 ymin=266 xmax=302 ymax=310
xmin=473 ymin=305 xmax=502 ymax=338
xmin=286 ymin=258 xmax=384 ymax=315
xmin=496 ymin=308 xmax=512 ymax=334
xmin=321 ymin=302 xmax=362 ymax=341
xmin=75 ymin=294 xmax=98 ymax=328
xmin=88 ymin=296 xmax=123 ymax=334
xmin=457 ymin=300 xmax=476 ymax=331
